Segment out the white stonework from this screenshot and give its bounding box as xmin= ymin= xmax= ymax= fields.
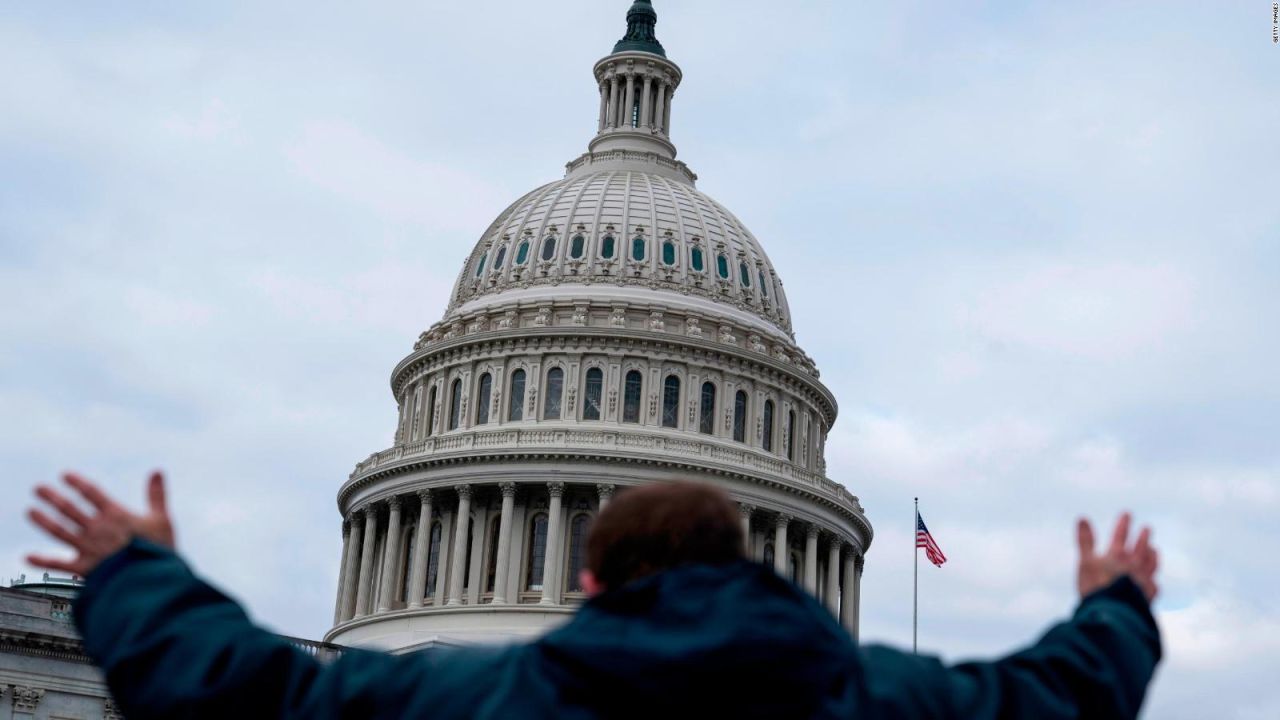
xmin=325 ymin=1 xmax=872 ymax=651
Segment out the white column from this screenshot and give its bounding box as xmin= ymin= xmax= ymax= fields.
xmin=540 ymin=482 xmax=566 ymax=605
xmin=493 ymin=483 xmax=517 ymax=604
xmin=336 ymin=515 xmax=362 ymax=623
xmin=773 ymin=514 xmax=790 ymax=575
xmin=354 ymin=508 xmax=378 ymax=617
xmin=654 ymin=81 xmax=667 ymax=134
xmin=853 ymin=554 xmax=864 ymax=641
xmin=825 ymin=537 xmax=841 ymax=616
xmin=738 ymin=503 xmax=754 ymax=555
xmin=623 ymin=74 xmax=636 ymax=128
xmin=446 ymin=485 xmax=472 ymax=606
xmin=596 ymin=483 xmax=615 ymax=511
xmin=332 ymin=519 xmax=352 ymax=624
xmin=597 ymin=82 xmax=609 ymax=132
xmin=662 ymin=85 xmax=673 ymax=135
xmin=407 ymin=490 xmax=433 ymax=609
xmin=841 ymin=548 xmax=857 ymax=634
xmin=376 ymin=496 xmax=403 ymax=612
xmin=804 ymin=524 xmax=819 ymax=594
xmin=640 ymin=74 xmax=653 ymax=128
xmin=607 ymin=76 xmax=620 ymax=128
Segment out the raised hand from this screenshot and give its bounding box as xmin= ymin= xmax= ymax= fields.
xmin=1076 ymin=512 xmax=1159 ymax=603
xmin=27 ymin=471 xmax=176 ymax=577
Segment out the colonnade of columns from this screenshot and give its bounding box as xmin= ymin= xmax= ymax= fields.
xmin=334 ymin=481 xmax=616 ymax=625
xmin=739 ymin=503 xmax=864 ymax=637
xmin=334 ymin=485 xmax=864 ymax=641
xmin=598 ymin=69 xmax=675 ymax=135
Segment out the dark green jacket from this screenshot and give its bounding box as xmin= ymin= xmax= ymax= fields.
xmin=75 ymin=539 xmax=1160 ymax=719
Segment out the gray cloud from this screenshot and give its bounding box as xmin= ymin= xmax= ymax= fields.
xmin=2 ymin=1 xmax=1275 ymax=717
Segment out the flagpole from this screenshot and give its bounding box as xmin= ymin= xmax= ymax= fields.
xmin=913 ymin=496 xmax=918 ymax=655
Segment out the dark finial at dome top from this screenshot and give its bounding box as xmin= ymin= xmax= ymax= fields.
xmin=612 ymin=0 xmax=666 ymax=57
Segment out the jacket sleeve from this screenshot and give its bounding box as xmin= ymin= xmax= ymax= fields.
xmin=72 ymin=539 xmax=501 ymax=719
xmin=855 ymin=577 xmax=1162 ymax=720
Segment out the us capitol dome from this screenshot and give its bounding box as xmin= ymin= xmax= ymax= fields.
xmin=326 ymin=0 xmax=873 ymax=650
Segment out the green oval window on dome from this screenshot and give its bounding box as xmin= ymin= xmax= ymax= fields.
xmin=474 ymin=254 xmax=487 ymax=277
xmin=494 ymin=246 xmax=507 ymax=269
xmin=739 ymin=262 xmax=751 ymax=287
xmin=516 ymin=241 xmax=530 ymax=265
xmin=632 ymin=236 xmax=646 ymax=261
xmin=716 ymin=254 xmax=730 ymax=279
xmin=570 ymin=234 xmax=585 ymax=259
xmin=690 ymin=247 xmax=704 ymax=272
xmin=661 ymin=240 xmax=676 ymax=266
xmin=759 ymin=270 xmax=768 ymax=297
xmin=541 ymin=236 xmax=556 ymax=261
xmin=601 ymin=235 xmax=616 ymax=259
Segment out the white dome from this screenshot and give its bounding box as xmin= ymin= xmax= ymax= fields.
xmin=449 ymin=168 xmax=794 ymax=339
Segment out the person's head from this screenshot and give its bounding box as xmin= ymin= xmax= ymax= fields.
xmin=580 ymin=481 xmax=744 ymax=595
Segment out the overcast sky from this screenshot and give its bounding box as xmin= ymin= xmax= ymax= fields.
xmin=2 ymin=1 xmax=1277 ymax=717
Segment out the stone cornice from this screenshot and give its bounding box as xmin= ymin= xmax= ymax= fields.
xmin=324 ymin=602 xmax=577 ymax=644
xmin=338 ymin=429 xmax=872 ymax=545
xmin=0 ymin=629 xmax=92 ymax=665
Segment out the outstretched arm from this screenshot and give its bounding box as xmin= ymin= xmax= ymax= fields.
xmin=26 ymin=472 xmax=501 ymax=719
xmin=856 ymin=514 xmax=1162 ymax=720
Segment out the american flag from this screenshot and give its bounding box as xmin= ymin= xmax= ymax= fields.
xmin=916 ymin=511 xmax=947 ymax=567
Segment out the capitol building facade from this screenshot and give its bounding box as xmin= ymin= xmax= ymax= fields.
xmin=324 ymin=0 xmax=873 ymax=651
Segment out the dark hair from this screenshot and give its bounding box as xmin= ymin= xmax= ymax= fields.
xmin=586 ymin=482 xmax=745 ymax=589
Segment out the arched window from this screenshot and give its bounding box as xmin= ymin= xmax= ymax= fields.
xmin=716 ymin=253 xmax=730 ymax=279
xmin=475 ymin=373 xmax=493 ymax=425
xmin=525 ymin=513 xmax=549 ymax=591
xmin=762 ymin=399 xmax=775 ymax=452
xmin=623 ymin=370 xmax=643 ymax=423
xmin=699 ymin=381 xmax=716 ymax=435
xmin=739 ymin=262 xmax=752 ymax=288
xmin=540 ymin=235 xmax=556 ymax=261
xmin=570 ymin=234 xmax=585 ymax=259
xmin=662 ymin=375 xmax=680 ymax=429
xmin=474 ymin=254 xmax=486 ymax=277
xmin=601 ymin=234 xmax=616 ymax=259
xmin=566 ymin=514 xmax=591 ymax=592
xmin=544 ymin=367 xmax=564 ymax=420
xmin=462 ymin=519 xmax=475 ymax=591
xmin=516 ymin=240 xmax=530 ymax=265
xmin=733 ymin=390 xmax=748 ymax=443
xmin=494 ymin=246 xmax=507 ymax=269
xmin=426 ymin=385 xmax=438 ymax=436
xmin=661 ymin=240 xmax=676 ymax=266
xmin=448 ymin=379 xmax=462 ymax=431
xmin=762 ymin=542 xmax=775 ymax=568
xmin=400 ymin=525 xmax=416 ymax=602
xmin=508 ymin=369 xmax=526 ymax=421
xmin=583 ymin=368 xmax=603 ymax=421
xmin=426 ymin=521 xmax=442 ymax=596
xmin=690 ymin=246 xmax=705 ymax=272
xmin=485 ymin=517 xmax=501 ymax=593
xmin=787 ymin=409 xmax=797 ymax=461
xmin=631 ymin=236 xmax=646 ymax=261
xmin=759 ymin=270 xmax=769 ymax=298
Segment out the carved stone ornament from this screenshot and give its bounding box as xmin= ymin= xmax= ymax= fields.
xmin=748 ymin=334 xmax=767 ymax=353
xmin=572 ymin=305 xmax=589 ymax=326
xmin=11 ymin=686 xmax=44 ymax=712
xmin=534 ymin=306 xmax=553 ymax=327
xmin=686 ymin=316 xmax=702 ymax=337
xmin=608 ymin=389 xmax=618 ymax=414
xmin=610 ymin=307 xmax=627 ymax=327
xmin=648 ymin=393 xmax=658 ymax=418
xmin=596 ymin=483 xmax=615 ymax=502
xmin=496 ymin=310 xmax=518 ymax=329
xmin=528 ymin=387 xmax=539 ymax=413
xmin=718 ymin=324 xmax=737 ymax=344
xmin=567 ymin=388 xmax=577 ymax=412
xmin=648 ymin=311 xmax=665 ymax=331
